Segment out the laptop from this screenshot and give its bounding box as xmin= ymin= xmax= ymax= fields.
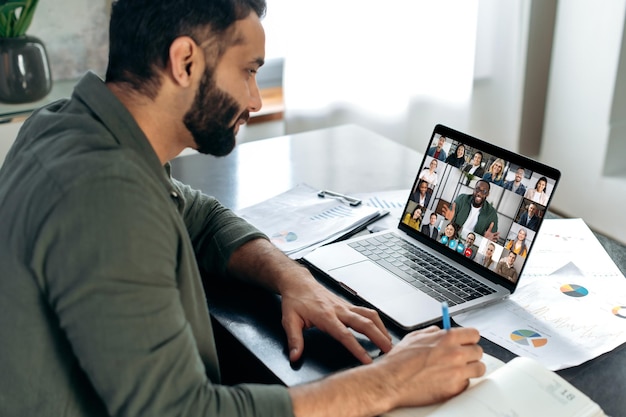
xmin=302 ymin=124 xmax=561 ymax=330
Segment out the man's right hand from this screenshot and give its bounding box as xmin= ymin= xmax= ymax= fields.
xmin=375 ymin=326 xmax=485 ymax=408
xmin=288 ymin=326 xmax=486 ymax=417
xmin=442 ymin=202 xmax=455 ymax=221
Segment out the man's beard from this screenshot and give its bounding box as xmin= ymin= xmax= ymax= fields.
xmin=183 ymin=69 xmax=249 ymax=157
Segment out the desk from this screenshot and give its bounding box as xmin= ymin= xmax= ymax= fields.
xmin=170 ymin=124 xmax=626 ymax=417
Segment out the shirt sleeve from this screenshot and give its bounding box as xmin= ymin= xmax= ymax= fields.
xmin=34 ymin=173 xmax=294 ymax=417
xmin=171 ymin=178 xmax=268 ymax=276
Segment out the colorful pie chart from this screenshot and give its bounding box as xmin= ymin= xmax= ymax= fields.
xmin=510 ymin=329 xmax=548 ymax=348
xmin=560 ymin=284 xmax=589 ymax=298
xmin=612 ymin=306 xmax=626 ymax=319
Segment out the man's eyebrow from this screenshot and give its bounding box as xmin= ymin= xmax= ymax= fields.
xmin=251 ymin=57 xmax=264 ymax=68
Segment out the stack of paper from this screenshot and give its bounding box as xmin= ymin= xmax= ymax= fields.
xmin=236 ymin=184 xmax=385 ymax=258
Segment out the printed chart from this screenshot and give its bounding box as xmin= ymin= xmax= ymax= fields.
xmin=271 ymin=231 xmax=298 ymax=245
xmin=612 ymin=306 xmax=626 ymax=319
xmin=560 ymin=284 xmax=589 ymax=298
xmin=237 ymin=183 xmax=381 ymax=257
xmin=510 ymin=329 xmax=548 ymax=348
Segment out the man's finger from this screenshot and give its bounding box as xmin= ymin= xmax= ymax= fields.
xmin=282 ymin=314 xmax=306 ymax=362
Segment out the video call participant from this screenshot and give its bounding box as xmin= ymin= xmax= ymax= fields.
xmin=419 ymin=159 xmax=439 ymax=190
xmin=495 ymin=252 xmax=520 ymax=282
xmin=403 ymin=206 xmax=424 ymax=231
xmin=462 ymin=151 xmax=485 ymax=177
xmin=442 ymin=180 xmax=499 ymax=242
xmin=475 ymin=242 xmax=497 ymax=271
xmin=411 ymin=180 xmax=432 ymax=208
xmin=440 ymin=222 xmax=460 ymax=249
xmin=524 ymin=176 xmax=549 ymax=206
xmin=503 ymin=167 xmax=527 ymax=196
xmin=421 ymin=212 xmax=439 ymax=239
xmin=518 ymin=202 xmax=541 ymax=232
xmin=427 ymin=135 xmax=447 ymax=161
xmin=445 ymin=144 xmax=466 ymax=168
xmin=482 ymin=158 xmax=505 ymax=186
xmin=464 ymin=232 xmax=477 ymax=260
xmin=505 ymin=228 xmax=529 ymax=257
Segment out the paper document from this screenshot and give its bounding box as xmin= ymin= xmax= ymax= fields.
xmin=384 ymin=353 xmax=606 ymax=417
xmin=236 ymin=184 xmax=383 ymax=258
xmin=351 ymin=189 xmax=409 ymax=233
xmin=454 ymin=218 xmax=626 ymax=370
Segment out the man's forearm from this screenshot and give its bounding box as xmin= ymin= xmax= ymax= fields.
xmin=226 ymin=238 xmax=310 ymax=293
xmin=289 ymin=362 xmax=392 ymax=417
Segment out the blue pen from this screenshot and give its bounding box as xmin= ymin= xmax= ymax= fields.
xmin=441 ymin=301 xmax=451 ymax=330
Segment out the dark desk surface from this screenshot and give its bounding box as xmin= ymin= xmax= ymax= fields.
xmin=170 ymin=124 xmax=626 ymax=417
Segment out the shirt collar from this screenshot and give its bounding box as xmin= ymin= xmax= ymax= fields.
xmin=72 ymin=71 xmax=176 ymax=194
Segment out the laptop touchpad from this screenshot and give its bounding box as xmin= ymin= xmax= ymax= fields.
xmin=330 ymin=261 xmax=441 ymax=329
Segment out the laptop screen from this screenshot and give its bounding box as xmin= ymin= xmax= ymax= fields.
xmin=399 ymin=124 xmax=561 ymax=291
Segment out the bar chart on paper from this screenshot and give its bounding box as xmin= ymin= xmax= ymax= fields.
xmin=353 ymin=189 xmax=410 ymax=232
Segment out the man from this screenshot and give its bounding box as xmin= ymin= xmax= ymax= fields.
xmin=503 ymin=167 xmax=527 ymax=196
xmin=496 ymin=252 xmax=519 ymax=282
xmin=518 ymin=202 xmax=541 ymax=231
xmin=462 ymin=151 xmax=485 ymax=177
xmin=475 ymin=242 xmax=497 ymax=271
xmin=427 ymin=135 xmax=447 ymax=161
xmin=0 ymin=1 xmax=485 ymax=416
xmin=421 ymin=212 xmax=440 ymax=239
xmin=442 ymin=180 xmax=500 ymax=242
xmin=464 ymin=232 xmax=477 ymax=260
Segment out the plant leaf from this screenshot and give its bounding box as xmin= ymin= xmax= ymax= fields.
xmin=13 ymin=0 xmax=36 ymax=36
xmin=0 ymin=0 xmax=35 ymax=38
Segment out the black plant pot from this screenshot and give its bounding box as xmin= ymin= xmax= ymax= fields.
xmin=0 ymin=35 xmax=52 ymax=104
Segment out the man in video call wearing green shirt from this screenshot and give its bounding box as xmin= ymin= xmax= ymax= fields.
xmin=0 ymin=1 xmax=485 ymax=416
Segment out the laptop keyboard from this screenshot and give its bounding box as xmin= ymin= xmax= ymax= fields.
xmin=348 ymin=233 xmax=496 ymax=306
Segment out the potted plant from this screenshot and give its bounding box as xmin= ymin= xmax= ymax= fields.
xmin=0 ymin=0 xmax=52 ymax=103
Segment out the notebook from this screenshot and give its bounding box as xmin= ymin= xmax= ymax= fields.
xmin=302 ymin=124 xmax=561 ymax=330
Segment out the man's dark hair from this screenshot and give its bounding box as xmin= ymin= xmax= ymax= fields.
xmin=476 ymin=179 xmax=491 ymax=191
xmin=105 ymin=0 xmax=267 ymax=98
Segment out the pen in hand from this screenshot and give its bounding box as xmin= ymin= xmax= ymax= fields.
xmin=441 ymin=301 xmax=451 ymax=331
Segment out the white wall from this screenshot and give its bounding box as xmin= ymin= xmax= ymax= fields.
xmin=0 ymin=122 xmax=23 ymax=166
xmin=467 ymin=0 xmax=530 ymax=152
xmin=539 ymin=0 xmax=626 ymax=243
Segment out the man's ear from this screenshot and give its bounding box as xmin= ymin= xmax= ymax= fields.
xmin=168 ymin=36 xmax=201 ymax=87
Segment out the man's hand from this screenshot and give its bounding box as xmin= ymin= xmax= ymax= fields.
xmin=289 ymin=326 xmax=486 ymax=417
xmin=280 ymin=269 xmax=393 ymax=364
xmin=442 ymin=202 xmax=455 ymax=221
xmin=483 ymin=222 xmax=500 ymax=242
xmin=375 ymin=326 xmax=485 ymax=407
xmin=227 ymin=238 xmax=392 ymax=364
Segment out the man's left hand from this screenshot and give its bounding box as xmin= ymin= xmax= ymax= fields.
xmin=279 ymin=269 xmax=393 ymax=364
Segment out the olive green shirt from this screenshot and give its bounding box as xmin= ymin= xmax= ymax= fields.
xmin=0 ymin=72 xmax=294 ymax=417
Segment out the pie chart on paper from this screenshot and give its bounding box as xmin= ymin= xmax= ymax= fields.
xmin=510 ymin=329 xmax=548 ymax=348
xmin=560 ymin=284 xmax=589 ymax=298
xmin=612 ymin=306 xmax=626 ymax=319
